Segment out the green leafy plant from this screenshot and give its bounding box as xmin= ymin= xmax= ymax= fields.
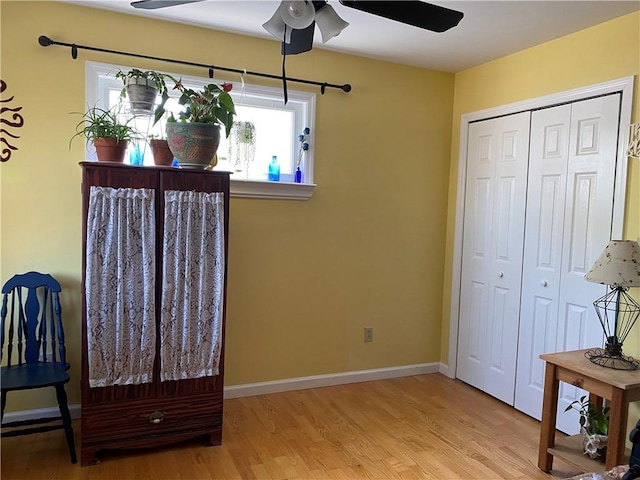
xmin=167 ymin=79 xmax=236 ymax=137
xmin=564 ymin=395 xmax=610 ymax=435
xmin=70 ymin=106 xmax=141 ymax=147
xmin=115 ymin=69 xmax=175 ymax=124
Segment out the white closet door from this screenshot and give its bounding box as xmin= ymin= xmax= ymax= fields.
xmin=456 ymin=112 xmax=531 ymax=404
xmin=515 ymin=104 xmax=571 ymax=420
xmin=554 ymin=94 xmax=619 ymax=433
xmin=514 ymin=94 xmax=620 ymax=433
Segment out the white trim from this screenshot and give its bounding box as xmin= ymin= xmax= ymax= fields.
xmin=2 ymin=364 xmax=439 ymax=420
xmin=438 ymin=362 xmax=451 ymax=378
xmin=85 ymin=61 xmax=317 ymax=200
xmin=448 ymin=76 xmax=635 ymax=379
xmin=223 ymin=363 xmax=440 ymax=399
xmin=2 ymin=404 xmax=82 ymax=423
xmin=231 ymin=179 xmax=316 ymax=200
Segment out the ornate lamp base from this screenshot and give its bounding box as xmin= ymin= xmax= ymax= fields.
xmin=585 ymin=348 xmax=639 ymax=371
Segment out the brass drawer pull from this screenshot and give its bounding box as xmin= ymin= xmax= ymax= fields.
xmin=148 ymin=411 xmax=166 ymax=424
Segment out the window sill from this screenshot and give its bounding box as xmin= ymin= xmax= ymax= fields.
xmin=230 ymin=179 xmax=316 ymax=200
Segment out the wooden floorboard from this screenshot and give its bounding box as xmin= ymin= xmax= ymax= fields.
xmin=1 ymin=374 xmax=587 ymax=479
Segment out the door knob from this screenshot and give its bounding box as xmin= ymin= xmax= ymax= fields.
xmin=497 ymin=271 xmax=504 ymax=278
xmin=541 ymin=280 xmax=548 ymax=287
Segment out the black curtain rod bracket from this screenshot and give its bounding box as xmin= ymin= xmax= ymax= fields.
xmin=38 ymin=35 xmax=352 ymax=94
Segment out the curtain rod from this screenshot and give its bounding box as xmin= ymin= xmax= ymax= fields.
xmin=38 ymin=35 xmax=352 ymax=95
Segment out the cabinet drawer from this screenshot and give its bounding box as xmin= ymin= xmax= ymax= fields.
xmin=81 ymin=394 xmax=222 ymax=443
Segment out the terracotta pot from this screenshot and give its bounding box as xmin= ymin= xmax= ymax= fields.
xmin=166 ymin=122 xmax=220 ymax=169
xmin=93 ymin=138 xmax=128 ymax=163
xmin=150 ymin=139 xmax=174 ymax=166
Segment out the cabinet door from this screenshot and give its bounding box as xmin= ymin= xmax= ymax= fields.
xmin=156 ymin=170 xmax=229 ymax=398
xmin=81 ymin=165 xmax=159 ymax=405
xmin=456 ymin=112 xmax=531 ymax=404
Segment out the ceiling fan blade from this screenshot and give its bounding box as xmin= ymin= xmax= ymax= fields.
xmin=338 ymin=1 xmax=463 ymax=33
xmin=131 ymin=0 xmax=204 ymax=10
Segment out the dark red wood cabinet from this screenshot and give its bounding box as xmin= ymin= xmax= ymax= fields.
xmin=79 ymin=162 xmax=230 ymax=466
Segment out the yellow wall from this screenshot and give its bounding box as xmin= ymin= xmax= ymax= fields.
xmin=442 ymin=11 xmax=640 ymax=363
xmin=442 ymin=12 xmax=640 ymax=433
xmin=2 ymin=1 xmax=638 ymax=422
xmin=0 ymin=1 xmax=454 ymax=411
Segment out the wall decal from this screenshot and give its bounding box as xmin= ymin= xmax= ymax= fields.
xmin=1 ymin=80 xmax=24 ymax=162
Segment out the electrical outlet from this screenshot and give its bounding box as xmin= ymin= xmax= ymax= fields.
xmin=364 ymin=327 xmax=374 ymax=343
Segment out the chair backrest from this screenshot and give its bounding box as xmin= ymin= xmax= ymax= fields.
xmin=0 ymin=272 xmax=66 ymax=367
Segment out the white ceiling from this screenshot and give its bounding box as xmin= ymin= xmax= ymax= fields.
xmin=67 ymin=0 xmax=640 ymax=72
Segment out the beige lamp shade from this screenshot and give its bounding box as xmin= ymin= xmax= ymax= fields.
xmin=584 ymin=240 xmax=640 ymax=287
xmin=315 ymin=4 xmax=349 ymax=43
xmin=263 ymin=1 xmax=349 ymax=47
xmin=279 ymin=1 xmax=315 ymax=29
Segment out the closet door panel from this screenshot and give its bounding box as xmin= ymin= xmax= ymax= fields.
xmin=554 ymin=94 xmax=620 ymax=434
xmin=556 ymin=94 xmax=619 ymax=353
xmin=514 ymin=104 xmax=570 ymax=420
xmin=457 ymin=112 xmax=530 ymax=404
xmin=457 ymin=121 xmax=495 ymax=388
xmin=514 ymin=94 xmax=620 ymax=434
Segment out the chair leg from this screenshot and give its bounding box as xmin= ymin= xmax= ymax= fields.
xmin=55 ymin=385 xmax=77 ymax=464
xmin=1 ymin=390 xmax=6 ymax=422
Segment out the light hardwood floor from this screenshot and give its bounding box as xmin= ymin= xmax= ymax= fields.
xmin=1 ymin=374 xmax=585 ymax=479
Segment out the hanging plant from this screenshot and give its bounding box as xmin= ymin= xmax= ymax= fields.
xmin=228 ymin=120 xmax=256 ymax=171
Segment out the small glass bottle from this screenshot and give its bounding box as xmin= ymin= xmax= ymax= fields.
xmin=129 ymin=144 xmax=144 ymax=166
xmin=294 ymin=167 xmax=302 ymax=183
xmin=268 ymin=155 xmax=280 ymax=181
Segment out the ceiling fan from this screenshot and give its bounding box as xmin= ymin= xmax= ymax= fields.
xmin=130 ymin=1 xmax=465 ymax=41
xmin=129 ymin=0 xmax=464 ymax=102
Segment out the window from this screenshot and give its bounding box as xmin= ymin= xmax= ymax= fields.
xmin=86 ymin=62 xmax=316 ymax=199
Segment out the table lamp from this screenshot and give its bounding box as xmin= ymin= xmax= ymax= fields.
xmin=584 ymin=240 xmax=640 ymax=370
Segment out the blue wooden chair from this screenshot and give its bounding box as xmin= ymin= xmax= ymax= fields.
xmin=0 ymin=272 xmax=77 ymax=463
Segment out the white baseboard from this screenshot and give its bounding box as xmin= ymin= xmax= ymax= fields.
xmin=2 ymin=404 xmax=82 ymax=424
xmin=2 ymin=363 xmax=440 ymax=421
xmin=223 ymin=362 xmax=440 ymax=399
xmin=438 ymin=362 xmax=452 ymax=378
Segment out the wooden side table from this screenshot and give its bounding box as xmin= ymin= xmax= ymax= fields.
xmin=538 ymin=349 xmax=640 ymax=472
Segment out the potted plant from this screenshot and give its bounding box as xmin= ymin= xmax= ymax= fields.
xmin=148 ymin=134 xmax=174 ymax=166
xmin=115 ymin=69 xmax=173 ymax=120
xmin=565 ymin=395 xmax=610 ymax=460
xmin=71 ymin=106 xmax=140 ymax=163
xmin=165 ymin=78 xmax=235 ymax=169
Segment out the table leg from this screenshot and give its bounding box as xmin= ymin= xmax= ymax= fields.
xmin=538 ymin=362 xmax=559 ymax=472
xmin=588 ymin=392 xmax=603 ymax=411
xmin=605 ymin=388 xmax=629 ymax=470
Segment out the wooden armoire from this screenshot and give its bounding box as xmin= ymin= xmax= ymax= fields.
xmin=79 ymin=162 xmax=230 ymax=466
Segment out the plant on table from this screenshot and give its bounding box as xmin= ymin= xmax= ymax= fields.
xmin=565 ymin=395 xmax=610 ymax=460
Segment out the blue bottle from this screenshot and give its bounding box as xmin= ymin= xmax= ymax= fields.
xmin=130 ymin=145 xmax=144 ymax=166
xmin=268 ymin=155 xmax=280 ymax=181
xmin=294 ymin=167 xmax=302 ymax=183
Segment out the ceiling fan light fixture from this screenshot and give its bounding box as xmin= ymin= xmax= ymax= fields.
xmin=314 ymin=3 xmax=349 ymax=43
xmin=279 ymin=1 xmax=315 ymax=29
xmin=263 ymin=6 xmax=293 ymax=43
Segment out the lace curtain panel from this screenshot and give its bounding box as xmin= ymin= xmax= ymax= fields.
xmin=160 ymin=190 xmax=225 ymax=382
xmin=85 ymin=186 xmax=156 ymax=388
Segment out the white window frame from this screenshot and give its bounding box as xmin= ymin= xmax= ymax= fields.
xmin=85 ymin=61 xmax=316 ymax=200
